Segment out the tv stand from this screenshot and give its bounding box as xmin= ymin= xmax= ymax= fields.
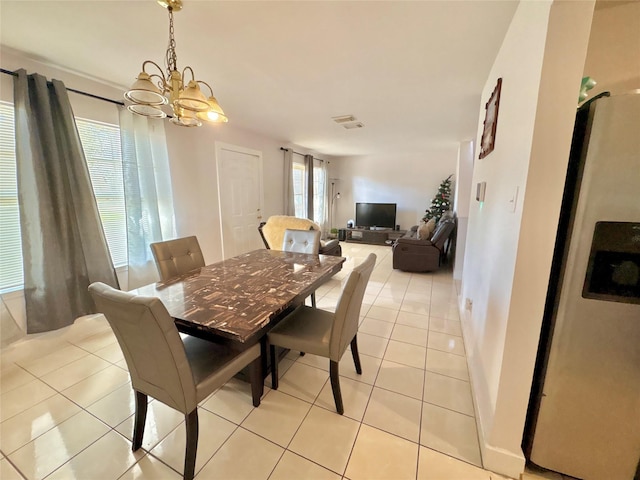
xmin=345 ymin=228 xmax=406 ymax=246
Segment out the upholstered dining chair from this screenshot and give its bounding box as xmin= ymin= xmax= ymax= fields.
xmin=150 ymin=236 xmax=205 ymax=281
xmin=268 ymin=253 xmax=376 ymax=414
xmin=258 ymin=215 xmax=342 ymax=256
xmin=88 ymin=282 xmax=261 ymax=480
xmin=282 ymin=228 xmax=321 ymax=307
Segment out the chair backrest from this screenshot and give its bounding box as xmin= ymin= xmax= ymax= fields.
xmin=430 ymin=219 xmax=456 ymax=250
xmin=329 ymin=253 xmax=376 ymax=360
xmin=150 ymin=236 xmax=205 ymax=281
xmin=88 ymin=282 xmax=197 ymax=414
xmin=282 ymin=229 xmax=321 ymax=255
xmin=260 ymin=216 xmax=320 ymax=251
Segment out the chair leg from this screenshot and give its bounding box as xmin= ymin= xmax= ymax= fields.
xmin=303 ymin=292 xmax=315 ymax=355
xmin=249 ymin=357 xmax=262 ymax=407
xmin=350 ymin=335 xmax=362 ymax=375
xmin=330 ymin=360 xmax=344 ymax=415
xmin=184 ymin=409 xmax=199 ymax=480
xmin=132 ymin=391 xmax=147 ymax=451
xmin=260 ymin=336 xmax=268 ymax=397
xmin=270 ymin=344 xmax=279 ymax=390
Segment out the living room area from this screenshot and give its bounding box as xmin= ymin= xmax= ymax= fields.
xmin=2 ymin=1 xmax=638 ymax=479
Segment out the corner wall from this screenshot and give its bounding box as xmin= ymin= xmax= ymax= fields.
xmin=453 ymin=140 xmax=474 ymax=283
xmin=459 ymin=1 xmax=594 ymax=476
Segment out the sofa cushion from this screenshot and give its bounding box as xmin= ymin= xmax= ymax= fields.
xmin=430 ymin=219 xmax=455 ymax=248
xmin=417 ymin=222 xmax=430 ymax=240
xmin=416 ymin=218 xmax=436 ymax=240
xmin=440 ymin=211 xmax=455 ymax=222
xmin=426 ymin=218 xmax=436 ymax=236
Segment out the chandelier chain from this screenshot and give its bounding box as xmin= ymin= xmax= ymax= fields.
xmin=165 ymin=7 xmax=178 ymax=77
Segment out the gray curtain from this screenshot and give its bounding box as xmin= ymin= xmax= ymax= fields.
xmin=317 ymin=158 xmax=329 ymax=236
xmin=14 ymin=69 xmax=119 ymax=333
xmin=305 ymin=154 xmax=314 ymax=220
xmin=283 ymin=148 xmax=295 ymax=216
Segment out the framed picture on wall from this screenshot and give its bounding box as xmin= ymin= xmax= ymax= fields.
xmin=479 ymin=77 xmax=502 ymax=159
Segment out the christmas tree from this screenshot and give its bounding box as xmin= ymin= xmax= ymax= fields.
xmin=422 ymin=174 xmax=453 ymax=222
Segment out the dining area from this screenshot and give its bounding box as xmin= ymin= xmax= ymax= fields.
xmin=88 ymin=229 xmax=376 ymax=480
xmin=0 ymin=240 xmax=491 ymax=480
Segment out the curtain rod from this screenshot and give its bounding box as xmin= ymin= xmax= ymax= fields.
xmin=1 ymin=68 xmax=125 ymax=107
xmin=280 ymin=147 xmax=325 ymax=162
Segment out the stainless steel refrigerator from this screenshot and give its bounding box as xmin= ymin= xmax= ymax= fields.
xmin=524 ymin=92 xmax=640 ymax=480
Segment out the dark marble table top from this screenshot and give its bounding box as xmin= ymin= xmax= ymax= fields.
xmin=134 ymin=249 xmax=345 ymax=343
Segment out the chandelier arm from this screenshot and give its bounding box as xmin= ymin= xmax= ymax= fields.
xmin=197 ymin=81 xmax=214 ymax=97
xmin=141 ymin=60 xmax=169 ymax=92
xmin=182 ymin=66 xmax=196 ymax=84
xmin=142 ymin=60 xmax=166 ymax=78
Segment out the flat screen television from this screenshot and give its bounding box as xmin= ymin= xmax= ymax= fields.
xmin=355 ymin=203 xmax=397 ymax=229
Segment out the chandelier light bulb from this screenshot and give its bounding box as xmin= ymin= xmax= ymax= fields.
xmin=197 ymin=95 xmax=228 ymax=123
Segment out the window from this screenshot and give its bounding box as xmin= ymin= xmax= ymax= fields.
xmin=76 ymin=118 xmax=127 ymax=268
xmin=292 ymin=162 xmax=305 ymax=218
xmin=0 ymin=103 xmax=127 ymax=292
xmin=312 ymin=160 xmax=326 ymax=225
xmin=290 ymin=155 xmax=327 ymax=226
xmin=0 ymin=103 xmax=22 ymax=291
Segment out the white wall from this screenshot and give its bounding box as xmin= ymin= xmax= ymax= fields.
xmin=163 ymin=121 xmax=291 ymax=264
xmin=330 ymin=148 xmax=458 ymax=231
xmin=459 ymin=1 xmax=594 ymax=476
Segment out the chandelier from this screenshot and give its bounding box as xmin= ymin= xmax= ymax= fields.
xmin=124 ymin=0 xmax=228 ymax=127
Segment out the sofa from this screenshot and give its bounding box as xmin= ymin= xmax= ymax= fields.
xmin=392 ymin=212 xmax=456 ymax=272
xmin=258 ymin=215 xmax=342 ymax=257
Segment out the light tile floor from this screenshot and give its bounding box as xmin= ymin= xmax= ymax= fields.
xmin=1 ymin=243 xmax=559 ymax=479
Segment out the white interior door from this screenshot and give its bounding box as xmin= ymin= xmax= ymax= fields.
xmin=215 ymin=142 xmax=264 ymax=259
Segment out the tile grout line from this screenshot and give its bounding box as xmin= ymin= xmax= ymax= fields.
xmin=416 ymin=273 xmax=434 ymax=480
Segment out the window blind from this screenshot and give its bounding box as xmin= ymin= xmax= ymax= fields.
xmin=76 ymin=117 xmax=127 ymax=267
xmin=0 ymin=103 xmax=23 ymax=291
xmin=0 ymin=104 xmax=128 ymax=292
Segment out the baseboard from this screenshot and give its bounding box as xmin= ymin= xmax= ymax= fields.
xmin=457 ymin=296 xmax=526 ymax=479
xmin=476 ymin=422 xmax=526 ymax=479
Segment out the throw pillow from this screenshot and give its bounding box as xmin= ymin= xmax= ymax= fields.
xmin=426 ymin=218 xmax=437 ymax=237
xmin=417 ymin=222 xmax=430 ymax=240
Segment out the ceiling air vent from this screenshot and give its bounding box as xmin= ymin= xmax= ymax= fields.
xmin=332 ymin=115 xmax=356 ymax=124
xmin=343 ymin=122 xmax=364 ymax=129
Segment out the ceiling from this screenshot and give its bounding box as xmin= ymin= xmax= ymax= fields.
xmin=0 ymin=1 xmax=519 ymax=156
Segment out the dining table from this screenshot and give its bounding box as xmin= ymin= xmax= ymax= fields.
xmin=133 ymin=248 xmax=346 ymax=387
